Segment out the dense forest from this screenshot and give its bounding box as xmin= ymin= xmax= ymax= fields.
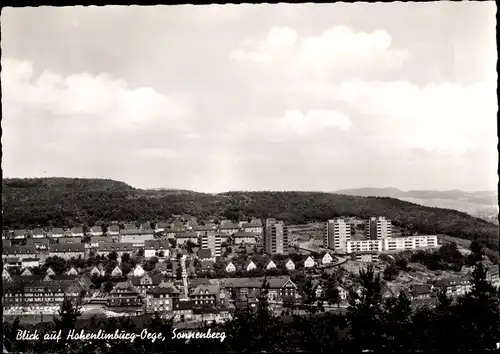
xmin=3 ymin=243 xmax=500 ymax=353
xmin=2 ymin=178 xmax=499 ymax=251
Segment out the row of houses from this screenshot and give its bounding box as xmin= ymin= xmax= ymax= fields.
xmin=224 ymin=253 xmax=335 ymax=273
xmin=2 ymin=218 xmax=264 ymax=240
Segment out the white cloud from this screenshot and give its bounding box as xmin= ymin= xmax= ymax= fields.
xmin=1 ymin=58 xmax=192 ymax=134
xmin=321 ymin=80 xmax=497 ymax=155
xmin=139 ymin=148 xmax=180 ymax=159
xmin=230 ymin=25 xmax=409 ymax=75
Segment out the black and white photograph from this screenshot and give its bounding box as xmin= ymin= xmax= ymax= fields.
xmin=1 ymin=2 xmax=499 ymax=353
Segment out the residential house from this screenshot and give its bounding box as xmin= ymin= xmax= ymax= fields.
xmin=171 ymin=298 xmax=194 ymax=321
xmin=46 ymin=267 xmax=55 ymax=276
xmin=225 ymin=262 xmax=236 ymax=273
xmin=21 ymin=268 xmax=33 ymax=276
xmin=354 ymin=252 xmax=380 ymax=263
xmin=48 ymin=244 xmax=85 ymax=260
xmin=284 ymin=259 xmax=295 ymax=271
xmin=244 ymin=260 xmax=257 ymax=272
xmin=141 ymin=222 xmax=153 ymax=231
xmin=2 ymin=239 xmax=12 ymax=247
xmin=321 ymin=252 xmax=333 ymax=265
xmin=144 ymin=240 xmax=171 ymax=259
xmin=89 ymin=266 xmax=105 ymax=277
xmin=58 ymin=237 xmax=82 ymax=245
xmin=96 ymin=243 xmax=134 ymax=257
xmin=50 ymin=228 xmax=65 ymax=238
xmin=132 ymin=265 xmax=146 ymax=277
xmin=107 ymin=225 xmax=120 ymax=236
xmin=312 ymin=280 xmax=323 ymax=299
xmin=241 ymin=219 xmax=263 ymax=235
xmin=190 ymin=284 xmax=219 ymax=308
xmin=434 ymin=275 xmax=472 ymax=296
xmin=70 ymin=227 xmax=85 ymax=237
xmin=410 ymin=284 xmax=433 ymax=300
xmin=2 ymin=246 xmax=37 ymax=261
xmin=90 ymin=236 xmax=115 ymax=248
xmin=304 ymin=256 xmax=316 ymax=268
xmin=2 ymin=230 xmax=13 ymax=240
xmin=89 ymin=226 xmax=103 ymax=236
xmin=26 ymin=238 xmax=50 ymax=250
xmin=125 ymin=223 xmax=137 ymax=230
xmin=119 ymin=229 xmax=155 ymax=245
xmin=219 ymin=276 xmax=297 ymax=302
xmin=145 ymin=282 xmax=180 ymax=313
xmin=201 ymin=261 xmax=214 ymax=272
xmin=111 ymin=266 xmax=123 ymax=277
xmin=265 ymin=259 xmax=277 ymax=270
xmin=31 ymin=228 xmax=46 ymax=239
xmin=233 ymin=232 xmax=256 ymax=245
xmin=130 ymin=273 xmax=165 ymax=295
xmin=3 ymin=277 xmax=90 ymax=309
xmin=154 ymin=222 xmax=169 ymax=233
xmin=337 ymin=286 xmax=348 ymax=301
xmin=21 ymin=258 xmax=40 ymax=269
xmin=193 ymin=225 xmax=217 ymax=237
xmin=198 ymin=249 xmax=215 ymax=262
xmin=12 ymin=230 xmax=27 ymax=239
xmin=108 ymin=281 xmax=143 ymax=307
xmin=66 ymin=267 xmax=78 ymax=276
xmin=2 ymin=268 xmax=12 ymax=281
xmin=219 ymin=223 xmax=240 ymax=236
xmin=175 ymin=232 xmax=199 ymax=246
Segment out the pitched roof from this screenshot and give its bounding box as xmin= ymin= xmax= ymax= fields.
xmin=3 ymin=246 xmax=37 ymax=255
xmin=220 ymin=223 xmax=239 ymax=229
xmin=108 ymin=225 xmax=120 ymax=232
xmin=49 ymin=244 xmax=85 ymax=252
xmin=219 ymin=276 xmax=295 ymax=289
xmin=71 ymin=226 xmax=84 ymax=233
xmin=51 ymin=228 xmax=64 ymax=234
xmin=198 ymin=249 xmax=212 ymax=259
xmin=90 ymin=226 xmax=103 ymax=233
xmin=99 ymin=243 xmax=135 ymax=252
xmin=233 ymin=231 xmax=256 ymax=238
xmin=176 ymin=232 xmax=198 ymax=238
xmin=32 ymin=228 xmax=46 ymax=235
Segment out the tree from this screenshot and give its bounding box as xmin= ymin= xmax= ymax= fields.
xmin=383 ymin=264 xmax=399 ymax=281
xmin=346 ymin=264 xmax=385 ymax=352
xmin=137 ymin=248 xmax=145 ymax=257
xmin=53 ymin=296 xmax=82 ymax=350
xmin=395 ymin=257 xmax=408 ymax=270
xmin=104 ymin=281 xmax=114 ymax=293
xmin=107 ymin=251 xmax=118 ymax=261
xmin=324 ymin=280 xmax=341 ymax=308
xmin=383 ymin=291 xmax=413 ymax=351
xmin=121 ymin=253 xmax=131 ymax=264
xmin=158 ymin=250 xmax=165 ymax=258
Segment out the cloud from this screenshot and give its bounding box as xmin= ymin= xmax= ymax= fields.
xmin=138 ymin=148 xmax=180 ymax=159
xmin=230 ymin=25 xmax=409 ymax=76
xmin=318 ymin=80 xmax=498 ymax=155
xmin=1 ymin=57 xmax=192 ymax=137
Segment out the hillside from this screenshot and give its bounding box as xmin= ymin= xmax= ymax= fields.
xmin=2 ymin=178 xmax=499 ymax=251
xmin=336 ymin=187 xmax=498 ymax=222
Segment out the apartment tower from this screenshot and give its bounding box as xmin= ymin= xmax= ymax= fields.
xmin=201 ymin=230 xmax=221 ymax=257
xmin=324 ymin=218 xmax=351 ymax=253
xmin=264 ymin=218 xmax=289 ymax=255
xmin=367 ymin=216 xmax=392 ymax=240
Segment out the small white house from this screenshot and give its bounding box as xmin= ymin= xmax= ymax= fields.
xmin=285 ymin=259 xmax=295 ymax=271
xmin=321 ymin=253 xmax=333 ymax=265
xmin=89 ymin=266 xmax=102 ymax=277
xmin=304 ymin=256 xmax=316 ymax=268
xmin=265 ymin=260 xmax=277 ymax=270
xmin=132 ymin=264 xmax=145 ymax=277
xmin=46 ymin=267 xmax=55 ymax=276
xmin=225 ymin=262 xmax=236 ymax=273
xmin=2 ymin=268 xmax=12 ymax=281
xmin=337 ymin=286 xmax=348 ymax=301
xmin=111 ymin=266 xmax=123 ymax=277
xmin=21 ymin=268 xmax=33 ymax=276
xmin=66 ymin=267 xmax=78 ymax=275
xmin=245 ymin=260 xmax=257 ymax=272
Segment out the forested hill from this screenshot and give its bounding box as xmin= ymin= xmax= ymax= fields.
xmin=2 ymin=178 xmax=499 ymax=251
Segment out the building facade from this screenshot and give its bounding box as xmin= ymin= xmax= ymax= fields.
xmin=324 ymin=218 xmax=351 ymax=253
xmin=367 ymin=216 xmax=392 ymax=240
xmin=201 ymin=231 xmax=221 ymax=258
xmin=264 ymin=219 xmax=289 ymax=255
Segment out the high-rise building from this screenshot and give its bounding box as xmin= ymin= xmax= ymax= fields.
xmin=201 ymin=230 xmax=221 ymax=257
xmin=264 ymin=218 xmax=289 ymax=255
xmin=367 ymin=216 xmax=392 ymax=240
xmin=324 ymin=218 xmax=351 ymax=253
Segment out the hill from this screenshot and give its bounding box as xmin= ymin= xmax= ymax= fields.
xmin=336 ymin=187 xmax=498 ymax=222
xmin=2 ymin=178 xmax=499 ymax=251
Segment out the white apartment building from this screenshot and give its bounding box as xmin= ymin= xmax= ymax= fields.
xmin=346 ymin=235 xmax=438 ymax=254
xmin=201 ymin=230 xmax=221 ymax=257
xmin=324 ymin=218 xmax=351 ymax=253
xmin=346 ymin=239 xmax=383 ymax=254
xmin=367 ymin=216 xmax=392 ymax=240
xmin=264 ymin=219 xmax=289 ymax=255
xmin=383 ymin=235 xmax=438 ymax=251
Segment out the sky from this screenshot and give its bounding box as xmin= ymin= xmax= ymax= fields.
xmin=1 ymin=3 xmax=498 ymax=193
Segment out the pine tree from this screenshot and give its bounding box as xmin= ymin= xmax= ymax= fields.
xmin=383 ymin=291 xmax=413 ymax=352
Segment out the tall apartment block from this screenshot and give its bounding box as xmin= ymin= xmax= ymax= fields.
xmin=324 ymin=218 xmax=351 ymax=253
xmin=201 ymin=230 xmax=221 ymax=257
xmin=264 ymin=218 xmax=289 ymax=255
xmin=367 ymin=216 xmax=392 ymax=240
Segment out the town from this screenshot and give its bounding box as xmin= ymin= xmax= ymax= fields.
xmin=3 ymin=216 xmax=498 ymax=326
